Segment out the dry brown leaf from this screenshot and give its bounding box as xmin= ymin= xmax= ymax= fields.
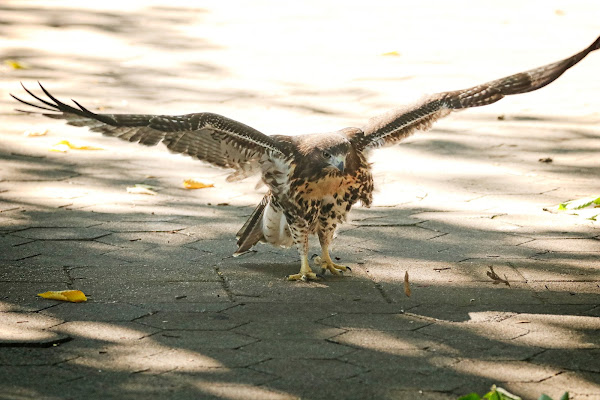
xmin=404 ymin=271 xmax=411 ymax=297
xmin=50 ymin=140 xmax=103 ymax=152
xmin=183 ymin=179 xmax=214 ymax=189
xmin=38 ymin=290 xmax=87 ymax=303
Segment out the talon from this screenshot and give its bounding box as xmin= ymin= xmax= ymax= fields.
xmin=318 ymin=257 xmax=349 ymax=276
xmin=328 ymin=267 xmax=342 ymax=276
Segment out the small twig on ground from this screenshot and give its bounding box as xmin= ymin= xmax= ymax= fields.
xmin=486 ymin=266 xmax=510 ymax=287
xmin=404 ymin=271 xmax=411 ymax=297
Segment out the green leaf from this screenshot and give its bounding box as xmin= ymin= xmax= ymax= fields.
xmin=483 ymin=389 xmax=501 ymax=400
xmin=458 ymin=393 xmax=481 ymax=400
xmin=495 ymin=387 xmax=522 ymax=400
xmin=559 ymin=393 xmax=569 ymax=400
xmin=538 ymin=395 xmax=553 ymax=400
xmin=558 ymin=196 xmax=600 ymax=211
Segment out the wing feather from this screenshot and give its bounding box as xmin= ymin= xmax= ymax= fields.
xmin=12 ymin=83 xmax=288 ymax=177
xmin=352 ymin=35 xmax=600 ymax=149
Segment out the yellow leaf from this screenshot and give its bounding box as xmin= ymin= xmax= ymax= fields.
xmin=183 ymin=179 xmax=214 ymax=189
xmin=38 ymin=290 xmax=87 ymax=303
xmin=381 ymin=51 xmax=401 ymax=56
xmin=23 ymin=129 xmax=48 ymax=137
xmin=49 ymin=140 xmax=103 ymax=152
xmin=5 ymin=59 xmax=27 ymax=69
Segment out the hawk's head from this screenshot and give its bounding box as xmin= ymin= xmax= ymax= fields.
xmin=293 ymin=128 xmax=362 ymax=179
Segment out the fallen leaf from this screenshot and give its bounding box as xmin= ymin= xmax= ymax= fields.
xmin=50 ymin=140 xmax=103 ymax=152
xmin=38 ymin=290 xmax=87 ymax=303
xmin=486 ymin=266 xmax=511 ymax=287
xmin=538 ymin=157 xmax=553 ymax=163
xmin=5 ymin=59 xmax=27 ymax=69
xmin=23 ymin=129 xmax=48 ymax=137
xmin=404 ymin=271 xmax=411 ymax=297
xmin=381 ymin=51 xmax=401 ymax=56
xmin=556 ymin=195 xmax=600 ymax=221
xmin=558 ymin=196 xmax=600 ymax=211
xmin=183 ymin=179 xmax=214 ymax=189
xmin=126 ymin=184 xmax=158 ymax=195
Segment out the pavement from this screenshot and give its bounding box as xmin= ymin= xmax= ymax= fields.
xmin=1 ymin=1 xmax=599 ymax=399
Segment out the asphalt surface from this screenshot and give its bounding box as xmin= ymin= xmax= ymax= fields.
xmin=1 ymin=1 xmax=599 ymax=399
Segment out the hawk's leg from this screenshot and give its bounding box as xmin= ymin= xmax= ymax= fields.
xmin=286 ymin=225 xmax=319 ymax=282
xmin=316 ymin=229 xmax=349 ymax=276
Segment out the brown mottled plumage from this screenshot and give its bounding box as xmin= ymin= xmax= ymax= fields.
xmin=11 ymin=36 xmax=600 ymax=280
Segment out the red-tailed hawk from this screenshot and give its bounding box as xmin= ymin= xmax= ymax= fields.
xmin=12 ymin=36 xmax=599 ymax=281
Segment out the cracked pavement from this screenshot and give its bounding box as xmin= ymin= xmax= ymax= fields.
xmin=1 ymin=1 xmax=599 ymax=399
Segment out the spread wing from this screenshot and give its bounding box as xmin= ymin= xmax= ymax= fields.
xmin=11 ymin=83 xmax=287 ymax=180
xmin=351 ymin=35 xmax=600 ymax=150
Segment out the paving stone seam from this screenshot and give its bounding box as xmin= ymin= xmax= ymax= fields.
xmin=0 ymin=353 xmax=81 ymax=368
xmin=243 ymin=368 xmax=285 ymax=386
xmin=10 ymin=239 xmax=37 ymax=247
xmin=4 ymin=253 xmax=42 ymax=262
xmin=350 ymin=221 xmax=422 ymax=227
xmin=136 ymin=315 xmax=251 ymax=332
xmin=214 ymin=266 xmax=236 ymax=302
xmin=361 ymin=263 xmax=394 ymax=303
xmin=12 ymin=232 xmax=112 ymax=242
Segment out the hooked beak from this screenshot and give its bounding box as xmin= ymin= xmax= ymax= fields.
xmin=329 ymin=155 xmax=345 ymax=172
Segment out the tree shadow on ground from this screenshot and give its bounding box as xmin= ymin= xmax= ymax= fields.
xmin=0 ymin=132 xmax=598 ymax=399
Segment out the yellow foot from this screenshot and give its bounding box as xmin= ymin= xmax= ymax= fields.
xmin=286 ymin=272 xmax=320 ymax=282
xmin=314 ymin=256 xmax=351 ymax=276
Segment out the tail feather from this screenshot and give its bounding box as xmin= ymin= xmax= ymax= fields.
xmin=234 ymin=195 xmax=269 ymax=256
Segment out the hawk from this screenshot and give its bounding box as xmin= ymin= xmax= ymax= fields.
xmin=12 ymin=36 xmax=599 ymax=281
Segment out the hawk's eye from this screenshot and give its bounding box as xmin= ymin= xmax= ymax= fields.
xmin=322 ymin=151 xmax=331 ymax=159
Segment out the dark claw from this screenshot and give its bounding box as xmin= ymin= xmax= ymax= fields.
xmin=346 ymin=266 xmax=352 ymax=272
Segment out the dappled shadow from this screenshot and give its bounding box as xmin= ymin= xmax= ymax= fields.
xmin=1 ymin=1 xmax=600 ymax=399
xmin=0 ymin=4 xmax=213 ymax=52
xmin=1 ymin=128 xmax=599 ymax=399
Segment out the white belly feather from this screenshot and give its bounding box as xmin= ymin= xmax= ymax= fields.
xmin=262 ymin=202 xmax=293 ymax=248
